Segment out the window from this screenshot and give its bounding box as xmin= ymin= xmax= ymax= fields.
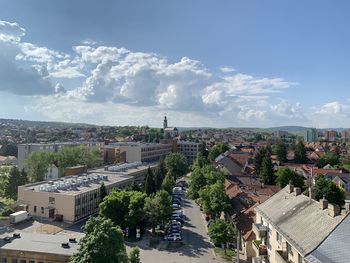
xmin=34 ymin=206 xmax=37 ymax=213
xmin=49 ymin=197 xmax=55 ymax=204
xmin=41 ymin=207 xmax=44 ymax=214
xmin=0 ymin=258 xmax=7 ymax=263
xmin=287 ymin=242 xmax=294 ymax=257
xmin=11 ymin=259 xmax=17 ymax=263
xmin=276 ymin=231 xmax=282 ymax=244
xmin=29 ymin=261 xmax=35 ymax=263
xmin=298 ymin=254 xmax=303 ymax=263
xmin=20 ymin=260 xmax=26 ymax=263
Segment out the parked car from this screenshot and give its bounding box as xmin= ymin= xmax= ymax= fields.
xmin=172 ymin=204 xmax=181 ymax=210
xmin=172 ymin=216 xmax=184 ymax=224
xmin=166 ymin=227 xmax=181 ymax=234
xmin=172 ymin=211 xmax=184 ymax=218
xmin=172 ymin=199 xmax=181 ymax=205
xmin=164 ymin=233 xmax=182 ymax=241
xmin=170 ymin=220 xmax=182 ymax=227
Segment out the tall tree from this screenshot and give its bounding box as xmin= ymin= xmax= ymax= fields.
xmin=315 ymin=176 xmax=345 ymax=206
xmin=208 ymin=219 xmax=235 ymax=254
xmin=275 ymin=167 xmax=304 ymax=188
xmin=25 ymin=151 xmax=54 ymax=182
xmin=5 ymin=167 xmax=27 ymax=199
xmin=275 ymin=140 xmax=287 ymax=163
xmin=294 ymin=140 xmax=307 ymax=163
xmin=164 ymin=153 xmax=187 ymax=179
xmin=144 ymin=190 xmax=172 ymax=233
xmin=259 ymin=151 xmax=275 ymax=185
xmin=70 ymin=216 xmax=128 ymax=263
xmin=199 ymin=182 xmax=230 ymax=219
xmin=99 ymin=182 xmax=107 ymax=203
xmin=254 ymin=147 xmax=267 ymax=176
xmin=161 ymin=171 xmax=175 ymax=194
xmin=187 ymin=167 xmax=206 ymax=199
xmin=144 ymin=167 xmax=155 ymax=195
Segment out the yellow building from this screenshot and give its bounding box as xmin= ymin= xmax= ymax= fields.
xmin=0 ymin=232 xmax=81 ymax=263
xmin=252 ymin=185 xmax=348 ymax=263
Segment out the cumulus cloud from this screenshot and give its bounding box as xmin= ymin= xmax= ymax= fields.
xmin=0 ymin=19 xmax=309 ymax=127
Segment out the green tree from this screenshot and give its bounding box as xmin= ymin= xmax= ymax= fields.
xmin=315 ymin=176 xmax=346 ymax=206
xmin=208 ymin=219 xmax=235 ymax=254
xmin=187 ymin=167 xmax=206 ymax=199
xmin=294 ymin=140 xmax=307 ymax=163
xmin=129 ymin=247 xmax=141 ymax=263
xmin=99 ymin=190 xmax=146 ymax=232
xmin=0 ymin=142 xmax=18 ymax=157
xmin=254 ymin=147 xmax=267 ymax=176
xmin=259 ymin=151 xmax=275 ymax=185
xmin=70 ymin=216 xmax=128 ymax=263
xmin=199 ymin=182 xmax=230 ymax=219
xmin=153 ymin=168 xmax=164 ymax=191
xmin=5 ymin=167 xmax=27 ymax=199
xmin=316 ymin=152 xmax=340 ymax=168
xmin=127 ymin=191 xmax=147 ymax=230
xmin=275 ymin=140 xmax=287 ymax=163
xmin=99 ymin=182 xmax=107 ymax=203
xmin=144 ymin=190 xmax=172 ymax=233
xmin=161 ymin=171 xmax=175 ymax=194
xmin=208 ymin=144 xmax=230 ymax=162
xmin=164 ymin=153 xmax=187 ymax=179
xmin=25 ymin=151 xmax=54 ymax=182
xmin=144 ymin=167 xmax=155 ymax=195
xmin=275 ymin=167 xmax=304 ymax=188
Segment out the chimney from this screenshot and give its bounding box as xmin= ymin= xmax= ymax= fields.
xmin=309 ymin=186 xmax=315 ymax=199
xmin=294 ymin=187 xmax=301 ymax=196
xmin=320 ymin=197 xmax=328 ymax=210
xmin=287 ymin=181 xmax=294 ymax=194
xmin=328 ymin=203 xmax=341 ymax=217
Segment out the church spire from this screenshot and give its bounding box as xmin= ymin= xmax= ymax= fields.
xmin=163 ymin=116 xmax=168 ymax=129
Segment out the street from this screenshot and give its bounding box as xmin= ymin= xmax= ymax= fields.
xmin=126 ymin=199 xmax=222 ymax=263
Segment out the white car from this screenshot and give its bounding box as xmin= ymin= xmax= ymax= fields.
xmin=164 ymin=233 xmax=182 ymax=241
xmin=172 ymin=204 xmax=181 ymax=210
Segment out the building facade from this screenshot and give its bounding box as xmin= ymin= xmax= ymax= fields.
xmin=304 ymin=129 xmax=318 ymax=142
xmin=177 ymin=141 xmax=203 ymax=165
xmin=17 ymin=162 xmax=157 ymax=223
xmin=252 ymin=184 xmax=347 ymax=263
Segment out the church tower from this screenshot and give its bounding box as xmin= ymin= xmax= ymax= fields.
xmin=163 ymin=116 xmax=168 ymax=129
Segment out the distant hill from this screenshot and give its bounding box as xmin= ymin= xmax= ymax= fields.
xmin=265 ymin=126 xmax=311 ymax=134
xmin=0 ymin=118 xmax=97 ymax=129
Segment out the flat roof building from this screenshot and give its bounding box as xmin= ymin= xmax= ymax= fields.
xmin=0 ymin=232 xmax=82 ymax=263
xmin=177 ymin=141 xmax=203 ymax=165
xmin=104 ymin=142 xmax=172 ymax=164
xmin=17 ymin=162 xmax=157 ymax=223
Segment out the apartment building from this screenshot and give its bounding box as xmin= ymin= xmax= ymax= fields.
xmin=103 ymin=142 xmax=172 ymax=164
xmin=17 ymin=141 xmax=103 ymax=171
xmin=324 ymin=130 xmax=337 ymax=142
xmin=177 ymin=141 xmax=203 ymax=165
xmin=17 ymin=162 xmax=156 ymax=223
xmin=341 ymin=129 xmax=350 ymax=142
xmin=252 ymin=184 xmax=348 ymax=263
xmin=304 ymin=129 xmax=318 ymax=142
xmin=0 ymin=232 xmax=81 ymax=263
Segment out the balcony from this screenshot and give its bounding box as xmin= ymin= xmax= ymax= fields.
xmin=253 ymin=240 xmax=268 ymax=257
xmin=253 ymin=223 xmax=268 ymax=238
xmin=276 ymin=250 xmax=288 ymax=263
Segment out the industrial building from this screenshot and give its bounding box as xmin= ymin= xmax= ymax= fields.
xmin=17 ymin=162 xmax=157 ymax=223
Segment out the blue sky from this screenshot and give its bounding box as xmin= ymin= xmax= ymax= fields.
xmin=0 ymin=0 xmax=349 ymax=127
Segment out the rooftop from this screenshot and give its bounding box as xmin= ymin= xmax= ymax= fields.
xmin=255 ymin=186 xmax=347 ymax=256
xmin=20 ymin=162 xmax=156 ymax=196
xmin=0 ymin=232 xmax=82 ymax=256
xmin=305 ymin=213 xmax=350 ymax=263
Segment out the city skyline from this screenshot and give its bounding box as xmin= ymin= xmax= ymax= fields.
xmin=1 ymin=1 xmax=350 ymax=128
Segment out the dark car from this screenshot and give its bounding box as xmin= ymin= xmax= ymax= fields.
xmin=172 ymin=216 xmax=184 ymax=224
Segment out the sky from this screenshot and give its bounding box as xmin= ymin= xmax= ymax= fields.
xmin=0 ymin=0 xmax=350 ymax=128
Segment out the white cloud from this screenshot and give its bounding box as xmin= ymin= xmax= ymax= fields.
xmin=220 ymin=66 xmax=236 ymax=73
xmin=0 ymin=21 xmax=25 ymax=42
xmin=1 ymin=19 xmax=315 ymax=127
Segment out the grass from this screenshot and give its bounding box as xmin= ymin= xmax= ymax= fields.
xmin=214 ymin=247 xmax=236 ymax=262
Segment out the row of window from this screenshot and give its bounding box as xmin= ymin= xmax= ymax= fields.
xmin=0 ymin=258 xmax=52 ymax=263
